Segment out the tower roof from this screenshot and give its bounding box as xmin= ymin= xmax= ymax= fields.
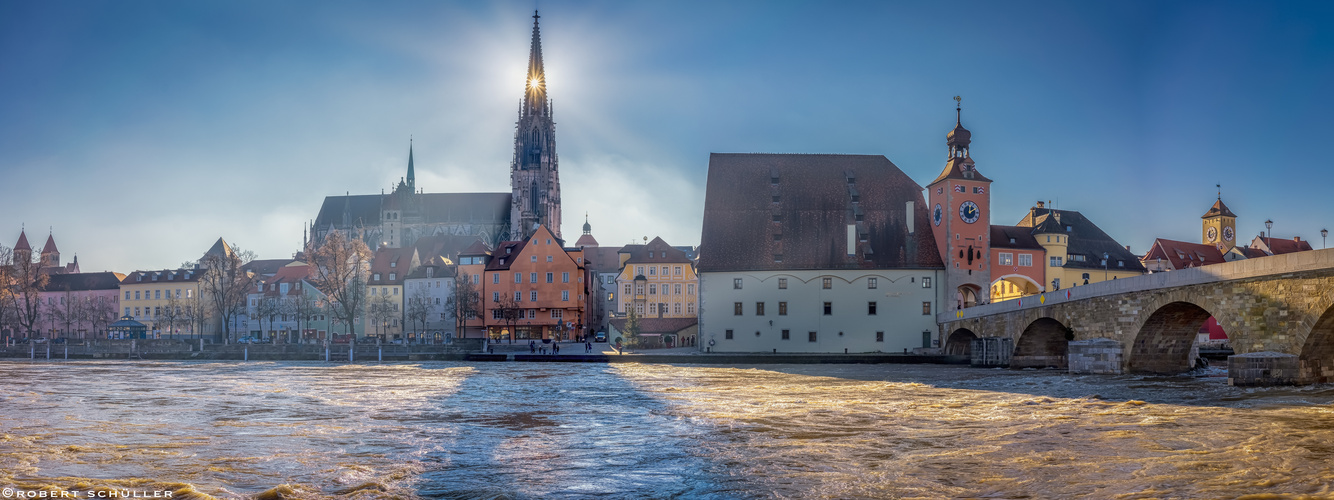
xmin=406 ymin=138 xmax=415 ymax=189
xmin=42 ymin=234 xmax=59 ymax=254
xmin=523 ymin=10 xmax=548 ymax=118
xmin=14 ymin=230 xmax=30 ymax=251
xmin=1201 ymin=198 xmax=1236 ymax=219
xmin=946 ymin=104 xmax=971 ymax=148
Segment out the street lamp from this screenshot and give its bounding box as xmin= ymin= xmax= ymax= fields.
xmin=1323 ymin=229 xmax=1328 ymax=249
xmin=1103 ymin=252 xmax=1109 ymax=281
xmin=1265 ymin=219 xmax=1273 ymax=238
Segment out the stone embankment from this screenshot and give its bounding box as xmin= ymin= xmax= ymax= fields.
xmin=0 ymin=338 xmax=483 ymax=361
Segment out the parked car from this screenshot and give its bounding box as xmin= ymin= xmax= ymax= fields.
xmin=236 ymin=337 xmax=257 ymax=344
xmin=51 ymin=338 xmax=66 ymax=344
xmin=594 ymin=332 xmax=607 ymax=343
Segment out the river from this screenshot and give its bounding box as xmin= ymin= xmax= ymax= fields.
xmin=1 ymin=361 xmax=1333 ymax=499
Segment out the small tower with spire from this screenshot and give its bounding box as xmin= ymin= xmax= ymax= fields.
xmin=575 ymin=212 xmax=599 ymax=247
xmin=13 ymin=228 xmax=32 ymax=265
xmin=510 ymin=10 xmax=563 ymax=241
xmin=40 ymin=231 xmax=60 ymax=268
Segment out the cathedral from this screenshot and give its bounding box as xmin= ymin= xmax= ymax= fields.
xmin=312 ymin=11 xmax=563 ymax=251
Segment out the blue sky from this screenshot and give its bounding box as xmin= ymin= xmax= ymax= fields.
xmin=3 ymin=1 xmax=1334 ymax=273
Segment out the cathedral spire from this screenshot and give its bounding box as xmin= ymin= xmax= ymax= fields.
xmin=407 ymin=136 xmax=415 ymax=192
xmin=524 ymin=10 xmax=548 ymax=118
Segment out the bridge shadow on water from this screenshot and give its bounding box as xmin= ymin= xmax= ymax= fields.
xmin=637 ymin=362 xmax=1334 ymax=409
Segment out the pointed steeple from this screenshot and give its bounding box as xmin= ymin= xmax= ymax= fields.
xmin=523 ymin=10 xmax=548 ymax=118
xmin=406 ymin=136 xmax=416 ymax=192
xmin=42 ymin=234 xmax=58 ymax=254
xmin=14 ymin=229 xmax=30 ymax=252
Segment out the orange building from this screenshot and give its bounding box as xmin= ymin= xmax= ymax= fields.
xmin=481 ymin=225 xmax=588 ymax=340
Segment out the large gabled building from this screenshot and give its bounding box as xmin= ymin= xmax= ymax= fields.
xmin=698 ymin=153 xmax=946 ymax=353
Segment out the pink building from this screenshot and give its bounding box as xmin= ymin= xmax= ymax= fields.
xmin=38 ymin=272 xmax=125 ymax=339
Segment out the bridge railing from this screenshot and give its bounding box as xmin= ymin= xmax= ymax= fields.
xmin=938 ymin=247 xmax=1334 ymax=324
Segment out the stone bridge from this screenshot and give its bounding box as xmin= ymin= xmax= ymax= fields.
xmin=937 ymin=248 xmax=1334 ymax=383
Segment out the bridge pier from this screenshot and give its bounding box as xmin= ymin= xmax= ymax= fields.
xmin=1068 ymin=338 xmax=1123 ymax=374
xmin=1229 ymin=352 xmax=1299 ymax=386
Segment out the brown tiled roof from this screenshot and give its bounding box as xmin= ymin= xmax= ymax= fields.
xmin=1142 ymin=238 xmax=1225 ymax=269
xmin=1253 ymin=236 xmax=1314 ymax=255
xmin=1017 ymin=207 xmax=1147 ymax=272
xmin=244 ymin=259 xmax=295 ymax=276
xmin=623 ymin=237 xmax=691 ymax=265
xmin=574 ymin=233 xmax=599 ymax=247
xmin=1201 ymin=199 xmax=1237 ymax=219
xmin=1237 ymin=246 xmax=1268 ymax=258
xmin=405 ymin=259 xmax=457 ymax=280
xmin=42 ymin=235 xmax=58 ymax=254
xmin=927 ymin=156 xmax=992 ymax=186
xmin=368 ymin=247 xmax=417 ymax=285
xmin=413 ymin=234 xmax=488 ymax=263
xmin=990 ymin=225 xmax=1044 ymax=250
xmin=459 ymin=239 xmax=492 ymax=256
xmin=44 ymin=272 xmax=126 ymax=292
xmin=699 ymin=153 xmax=944 ymax=273
xmin=122 ymin=269 xmax=202 ymax=284
xmin=583 ymin=246 xmax=624 ymax=274
xmin=609 ymin=317 xmax=698 ymax=335
xmin=14 ymin=230 xmax=30 ymax=251
xmin=485 ymin=240 xmax=528 ymax=271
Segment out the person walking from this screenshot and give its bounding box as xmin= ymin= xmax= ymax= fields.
xmin=553 ymin=343 xmax=560 ymax=355
xmin=529 ymin=340 xmax=536 ymax=354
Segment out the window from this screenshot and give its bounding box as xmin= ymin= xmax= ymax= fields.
xmin=868 ymin=302 xmax=877 ymax=315
xmin=135 ymin=291 xmax=141 ymax=300
xmin=649 ymin=284 xmax=657 ymax=295
xmin=823 ymin=302 xmax=832 ymax=315
xmin=674 ymin=303 xmax=681 ymax=314
xmin=530 ymin=291 xmax=538 ymax=301
xmin=636 ymin=284 xmax=645 ymax=295
xmin=514 ymin=291 xmax=522 ymax=301
xmin=624 ymin=284 xmax=632 ymax=295
xmin=390 ymin=261 xmax=397 ymax=268
xmin=125 ymin=291 xmax=130 ymax=300
xmin=923 ymin=277 xmax=932 ymax=288
xmin=868 ymin=277 xmax=878 ymax=289
xmin=674 ymin=284 xmax=681 ymax=295
xmin=808 ymin=331 xmax=817 ymax=342
xmin=1051 ymin=256 xmax=1064 ymax=266
xmin=547 ymin=256 xmax=553 ymax=262
xmin=562 ymin=290 xmax=569 ymax=301
xmin=1070 ymin=254 xmax=1087 ymax=263
xmin=374 ymin=273 xmax=381 ymax=281
xmin=562 ymin=272 xmax=569 ymax=283
xmin=922 ymin=302 xmax=931 ymax=315
xmin=649 ymin=267 xmax=656 ymax=276
xmin=546 ymin=272 xmax=553 ymax=283
xmin=528 ymin=310 xmax=537 ymax=319
xmin=530 ymin=255 xmax=537 ymax=262
xmin=125 ymin=307 xmax=131 ymax=316
xmin=688 ymin=284 xmax=695 ymax=295
xmin=778 ymin=278 xmax=787 ymax=289
xmin=756 ymin=302 xmax=765 ymax=315
xmin=389 ymin=273 xmax=396 ymax=281
xmin=687 ymin=302 xmax=695 ymax=314
xmin=675 ymin=266 xmax=682 ymax=276
xmin=1019 ymin=254 xmax=1033 ymax=267
xmin=552 ymin=309 xmax=563 ymax=319
xmin=725 ymin=329 xmax=734 ymax=340
xmin=781 ymin=329 xmax=790 ymax=340
xmin=734 ymin=302 xmax=743 ymax=315
xmin=734 ymin=278 xmax=743 ymax=289
xmin=822 ymin=278 xmax=832 ymax=289
xmin=778 ymin=302 xmax=787 ymax=315
xmin=155 ymin=290 xmax=161 ymax=300
xmin=530 ymin=273 xmax=538 ymax=283
xmin=515 ymin=273 xmax=522 ymax=283
xmin=186 ymin=289 xmax=192 ymax=298
xmin=493 ymin=310 xmax=504 ymax=320
xmin=474 ymin=274 xmax=481 ymax=285
xmin=662 ymin=266 xmax=669 ymax=276
xmin=999 ymin=253 xmax=1014 ymax=266
xmin=876 ymin=331 xmax=884 ymax=342
xmin=637 ymin=266 xmax=645 ymax=276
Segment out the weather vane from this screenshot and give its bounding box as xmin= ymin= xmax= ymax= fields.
xmin=953 ymin=95 xmax=961 ymax=107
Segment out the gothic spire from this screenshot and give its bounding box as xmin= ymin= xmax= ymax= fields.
xmin=524 ymin=10 xmax=548 ymax=118
xmin=407 ymin=136 xmax=415 ymax=192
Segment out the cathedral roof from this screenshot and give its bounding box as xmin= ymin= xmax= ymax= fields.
xmin=699 ymin=153 xmax=943 ymax=273
xmin=313 ymin=192 xmax=512 ymax=231
xmin=1201 ymin=198 xmax=1237 ymax=219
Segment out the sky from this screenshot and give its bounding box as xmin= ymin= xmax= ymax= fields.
xmin=3 ymin=1 xmax=1334 ymax=273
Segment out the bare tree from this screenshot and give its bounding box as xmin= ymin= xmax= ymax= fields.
xmin=291 ymin=286 xmax=321 ymax=343
xmin=48 ymin=288 xmax=80 ymax=339
xmin=158 ymin=293 xmax=186 ymax=340
xmin=307 ymin=231 xmax=372 ymax=339
xmin=255 ymin=296 xmax=280 ymax=342
xmin=199 ymin=242 xmax=256 ymax=342
xmin=406 ymin=285 xmax=436 ymax=342
xmin=493 ymin=291 xmax=523 ymax=342
xmin=0 ymin=245 xmax=15 ymax=341
xmin=446 ymin=271 xmax=479 ymax=339
xmin=367 ymin=295 xmax=395 ymax=341
xmin=180 ymin=295 xmax=208 ymax=340
xmin=87 ymin=296 xmax=118 ymax=339
xmin=8 ymin=247 xmax=49 ymax=339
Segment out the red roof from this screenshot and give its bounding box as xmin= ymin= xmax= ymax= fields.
xmin=14 ymin=230 xmax=30 ymax=251
xmin=1142 ymin=238 xmax=1225 ymax=270
xmin=368 ymin=247 xmax=417 ymax=284
xmin=1254 ymin=236 xmax=1313 ymax=256
xmin=42 ymin=234 xmax=58 ymax=254
xmin=574 ymin=233 xmax=599 ymax=247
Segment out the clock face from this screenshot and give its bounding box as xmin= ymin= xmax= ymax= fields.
xmin=959 ymin=201 xmax=980 ymax=224
xmin=933 ymin=204 xmax=943 ymax=226
xmin=1223 ymin=226 xmax=1234 ymax=242
xmin=1207 ymin=227 xmax=1218 ymax=243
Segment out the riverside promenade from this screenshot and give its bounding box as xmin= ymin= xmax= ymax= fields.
xmin=0 ymin=339 xmax=967 ymax=364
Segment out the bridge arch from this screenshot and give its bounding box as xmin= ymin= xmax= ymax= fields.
xmin=944 ymin=328 xmax=978 ymax=356
xmin=1128 ymin=301 xmax=1213 ymax=374
xmin=1012 ymin=317 xmax=1071 ymax=369
xmin=989 ymin=275 xmax=1041 ymax=303
xmin=1299 ymin=303 xmax=1334 ymax=383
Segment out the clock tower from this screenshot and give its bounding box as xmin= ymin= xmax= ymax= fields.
xmin=1202 ymin=188 xmax=1237 ymax=253
xmin=927 ymin=98 xmax=993 ymax=309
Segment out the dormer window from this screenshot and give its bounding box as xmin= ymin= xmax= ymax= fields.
xmin=506 ymin=248 xmax=512 ymax=255
xmin=390 ymin=261 xmax=396 ymax=268
xmin=374 ymin=273 xmax=381 ymax=280
xmin=1066 ymin=226 xmax=1072 ymax=232
xmin=1009 ymin=238 xmax=1016 ymax=244
xmin=389 ymin=273 xmax=396 ymax=281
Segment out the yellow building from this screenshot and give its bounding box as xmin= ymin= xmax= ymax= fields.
xmin=365 ymin=246 xmax=418 ymax=341
xmin=615 ymin=237 xmax=698 ymax=319
xmin=119 ymin=269 xmax=205 ymax=338
xmin=1017 ymin=204 xmax=1145 ymax=291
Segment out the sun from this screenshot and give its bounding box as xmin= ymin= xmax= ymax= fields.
xmin=529 ymin=77 xmax=542 ymax=88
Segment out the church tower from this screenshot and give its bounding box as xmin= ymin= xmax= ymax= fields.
xmin=510 ymin=10 xmax=563 ymax=241
xmin=926 ymin=98 xmax=993 ymax=309
xmin=1202 ymin=186 xmax=1237 ymax=252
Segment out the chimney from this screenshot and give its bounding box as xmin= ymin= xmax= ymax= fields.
xmin=1295 ymin=236 xmax=1302 ymax=242
xmin=1125 ymin=245 xmax=1131 ymax=251
xmin=1036 ymin=201 xmax=1045 ymax=208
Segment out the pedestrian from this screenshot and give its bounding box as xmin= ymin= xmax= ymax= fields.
xmin=554 ymin=343 xmax=560 ymax=355
xmin=530 ymin=340 xmax=536 ymax=354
